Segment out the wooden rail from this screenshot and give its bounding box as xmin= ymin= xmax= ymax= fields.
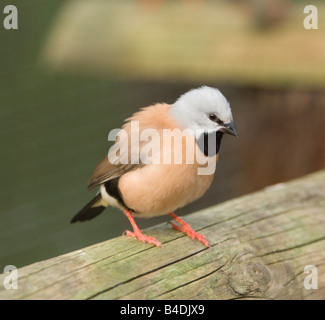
xmin=1 ymin=170 xmax=325 ymax=300
xmin=42 ymin=1 xmax=325 ymax=87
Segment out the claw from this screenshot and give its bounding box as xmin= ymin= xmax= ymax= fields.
xmin=123 ymin=209 xmax=162 ymax=247
xmin=124 ymin=229 xmax=162 ymax=247
xmin=169 ymin=213 xmax=210 ymax=247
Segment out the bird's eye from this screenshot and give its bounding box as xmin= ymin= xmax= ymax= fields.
xmin=209 ymin=113 xmax=217 ymax=122
xmin=209 ymin=113 xmax=224 ymax=125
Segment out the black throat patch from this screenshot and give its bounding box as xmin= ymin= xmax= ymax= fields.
xmin=196 ymin=131 xmax=224 ymax=157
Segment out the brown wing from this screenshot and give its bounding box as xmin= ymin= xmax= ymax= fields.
xmin=87 ymin=125 xmax=145 ymax=189
xmin=87 ymin=157 xmax=144 ymax=189
xmin=87 ymin=103 xmax=173 ymax=189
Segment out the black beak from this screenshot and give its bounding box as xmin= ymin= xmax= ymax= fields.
xmin=220 ymin=120 xmax=238 ymax=137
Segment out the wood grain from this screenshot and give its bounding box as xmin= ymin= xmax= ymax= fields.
xmin=1 ymin=170 xmax=325 ymax=300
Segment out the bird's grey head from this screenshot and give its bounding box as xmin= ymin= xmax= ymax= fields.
xmin=171 ymin=86 xmax=238 ymax=137
xmin=170 ymin=86 xmax=238 ymax=156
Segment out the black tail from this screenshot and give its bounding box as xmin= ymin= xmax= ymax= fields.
xmin=71 ymin=193 xmax=106 ymax=223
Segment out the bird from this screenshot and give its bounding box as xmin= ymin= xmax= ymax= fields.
xmin=71 ymin=86 xmax=238 ymax=247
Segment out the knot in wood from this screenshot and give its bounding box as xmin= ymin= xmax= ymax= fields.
xmin=228 ymin=261 xmax=271 ymax=296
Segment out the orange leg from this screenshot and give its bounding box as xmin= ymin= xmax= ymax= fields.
xmin=123 ymin=209 xmax=162 ymax=247
xmin=168 ymin=213 xmax=209 ymax=247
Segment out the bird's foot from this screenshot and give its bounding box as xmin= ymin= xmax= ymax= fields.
xmin=169 ymin=213 xmax=210 ymax=247
xmin=124 ymin=229 xmax=162 ymax=247
xmin=123 ymin=209 xmax=162 ymax=247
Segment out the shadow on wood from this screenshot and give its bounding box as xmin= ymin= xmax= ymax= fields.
xmin=1 ymin=170 xmax=325 ymax=300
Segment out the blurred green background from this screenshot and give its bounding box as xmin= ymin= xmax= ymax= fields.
xmin=1 ymin=0 xmax=325 ymax=268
